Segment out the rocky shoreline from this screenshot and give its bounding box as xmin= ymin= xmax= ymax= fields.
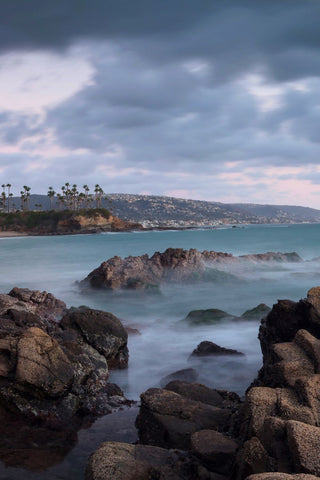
xmin=0 ymin=285 xmax=320 ymax=478
xmin=86 ymin=286 xmax=320 ymax=480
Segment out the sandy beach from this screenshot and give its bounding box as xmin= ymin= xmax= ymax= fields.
xmin=0 ymin=231 xmax=27 ymax=238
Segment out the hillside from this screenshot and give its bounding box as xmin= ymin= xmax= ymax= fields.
xmin=8 ymin=194 xmax=320 ymax=227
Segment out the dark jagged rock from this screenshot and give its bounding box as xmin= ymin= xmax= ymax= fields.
xmin=185 ymin=308 xmax=233 ymax=325
xmin=241 ymin=304 xmax=271 ymax=321
xmin=0 ymin=289 xmax=130 ymax=429
xmin=190 ymin=341 xmax=244 ymax=357
xmin=81 ymin=248 xmax=302 ymax=291
xmin=60 ymin=307 xmax=128 ymax=369
xmin=0 ymin=287 xmax=66 ymax=321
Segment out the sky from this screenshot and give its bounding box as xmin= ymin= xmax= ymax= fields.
xmin=1 ymin=0 xmax=320 ymax=208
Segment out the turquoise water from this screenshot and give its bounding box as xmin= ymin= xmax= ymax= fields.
xmin=0 ymin=223 xmax=320 ymax=478
xmin=1 ymin=224 xmax=320 ymax=398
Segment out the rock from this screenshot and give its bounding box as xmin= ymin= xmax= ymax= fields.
xmin=234 ymin=437 xmax=269 ymax=479
xmin=241 ymin=304 xmax=271 ymax=321
xmin=15 ymin=327 xmax=74 ymax=398
xmin=191 ymin=341 xmax=244 ymax=357
xmin=60 ymin=307 xmax=128 ymax=369
xmin=0 ymin=287 xmax=66 ymax=321
xmin=246 ymin=474 xmax=320 ymax=480
xmin=81 ymin=248 xmax=302 ymax=290
xmin=191 ymin=429 xmax=238 ymax=475
xmin=164 ymin=380 xmax=226 ymax=407
xmin=239 ymin=252 xmax=302 ymax=263
xmin=0 ymin=289 xmax=130 ymax=428
xmin=160 ymin=368 xmax=198 ymax=387
xmin=136 ymin=387 xmax=232 ymax=449
xmin=185 ymin=309 xmax=233 ymax=325
xmin=85 ymin=441 xmax=207 ymax=480
xmin=287 ymin=420 xmax=320 ymax=476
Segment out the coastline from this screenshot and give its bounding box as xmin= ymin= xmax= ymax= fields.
xmin=0 ymin=230 xmax=28 ymax=238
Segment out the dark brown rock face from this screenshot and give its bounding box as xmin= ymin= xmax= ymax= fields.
xmin=81 ymin=248 xmax=302 ymax=290
xmin=0 ymin=287 xmax=66 ymax=321
xmin=233 ymin=287 xmax=320 ymax=479
xmin=0 ymin=289 xmax=129 ymax=428
xmin=60 ymin=307 xmax=128 ymax=369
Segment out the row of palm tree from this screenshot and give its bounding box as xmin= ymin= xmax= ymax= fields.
xmin=0 ymin=183 xmax=112 ymax=213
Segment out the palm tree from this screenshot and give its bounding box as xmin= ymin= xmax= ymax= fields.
xmin=47 ymin=187 xmax=55 ymax=210
xmin=83 ymin=185 xmax=90 ymax=208
xmin=6 ymin=184 xmax=11 ymax=213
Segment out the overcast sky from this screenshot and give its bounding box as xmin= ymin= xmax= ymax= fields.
xmin=1 ymin=1 xmax=320 ymax=207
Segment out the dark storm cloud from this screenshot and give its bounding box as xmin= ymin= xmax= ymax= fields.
xmin=1 ymin=1 xmax=320 ymax=82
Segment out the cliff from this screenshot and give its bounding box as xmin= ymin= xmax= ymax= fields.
xmin=0 ymin=209 xmax=143 ymax=235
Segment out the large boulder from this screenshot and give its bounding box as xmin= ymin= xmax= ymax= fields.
xmin=81 ymin=248 xmax=302 ymax=290
xmin=60 ymin=307 xmax=128 ymax=368
xmin=136 ymin=387 xmax=232 ymax=450
xmin=0 ymin=289 xmax=129 ymax=428
xmin=85 ymin=441 xmax=209 ymax=480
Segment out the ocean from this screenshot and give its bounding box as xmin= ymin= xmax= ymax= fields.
xmin=0 ymin=223 xmax=320 ymax=478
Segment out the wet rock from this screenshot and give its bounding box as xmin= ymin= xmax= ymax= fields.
xmin=81 ymin=248 xmax=302 ymax=290
xmin=191 ymin=341 xmax=244 ymax=357
xmin=241 ymin=304 xmax=271 ymax=321
xmin=0 ymin=287 xmax=66 ymax=321
xmin=60 ymin=307 xmax=128 ymax=369
xmin=15 ymin=327 xmax=74 ymax=398
xmin=0 ymin=289 xmax=130 ymax=428
xmin=136 ymin=387 xmax=232 ymax=449
xmin=160 ymin=368 xmax=198 ymax=387
xmin=185 ymin=308 xmax=233 ymax=325
xmin=191 ymin=429 xmax=239 ymax=475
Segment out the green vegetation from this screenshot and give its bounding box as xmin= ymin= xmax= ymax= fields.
xmin=0 ymin=208 xmax=111 ymax=232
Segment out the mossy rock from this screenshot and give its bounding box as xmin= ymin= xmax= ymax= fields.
xmin=185 ymin=308 xmax=233 ymax=325
xmin=241 ymin=303 xmax=271 ymax=320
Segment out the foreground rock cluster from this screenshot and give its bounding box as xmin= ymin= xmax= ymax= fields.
xmin=0 ymin=287 xmax=129 ymax=429
xmin=81 ymin=247 xmax=302 ymax=290
xmin=86 ymin=287 xmax=320 ymax=480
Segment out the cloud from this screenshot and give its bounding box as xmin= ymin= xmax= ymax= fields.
xmin=1 ymin=1 xmax=320 ymax=207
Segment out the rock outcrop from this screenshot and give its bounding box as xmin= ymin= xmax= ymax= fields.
xmin=87 ymin=286 xmax=320 ymax=480
xmin=0 ymin=288 xmax=129 ymax=428
xmin=232 ymin=287 xmax=320 ymax=479
xmin=81 ymin=248 xmax=302 ymax=290
xmin=190 ymin=341 xmax=244 ymax=357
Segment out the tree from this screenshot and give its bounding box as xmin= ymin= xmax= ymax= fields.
xmin=6 ymin=184 xmax=11 ymax=213
xmin=47 ymin=186 xmax=55 ymax=210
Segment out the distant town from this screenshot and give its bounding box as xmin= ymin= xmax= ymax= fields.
xmin=1 ymin=183 xmax=320 ymax=227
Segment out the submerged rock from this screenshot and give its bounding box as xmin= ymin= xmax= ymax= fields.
xmin=241 ymin=304 xmax=271 ymax=321
xmin=185 ymin=308 xmax=233 ymax=325
xmin=80 ymin=247 xmax=302 ymax=291
xmin=190 ymin=341 xmax=244 ymax=357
